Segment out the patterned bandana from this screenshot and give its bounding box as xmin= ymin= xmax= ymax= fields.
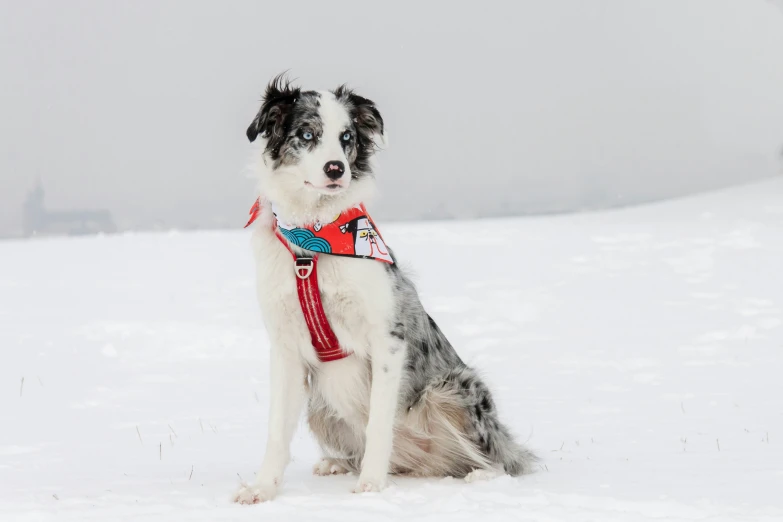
xmin=245 ymin=199 xmax=394 ymax=264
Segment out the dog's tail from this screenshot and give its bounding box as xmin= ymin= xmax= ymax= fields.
xmin=490 ymin=421 xmax=538 ymax=476
xmin=395 ymin=381 xmax=494 ymax=477
xmin=398 ymin=367 xmax=538 ymax=477
xmin=448 ymin=366 xmax=538 ymax=476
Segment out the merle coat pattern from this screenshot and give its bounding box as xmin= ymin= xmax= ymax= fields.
xmin=234 ymin=75 xmax=536 ymax=504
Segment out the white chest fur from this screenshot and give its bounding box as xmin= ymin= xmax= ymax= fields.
xmin=251 ymin=207 xmax=395 ymax=418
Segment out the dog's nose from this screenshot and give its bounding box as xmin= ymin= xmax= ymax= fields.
xmin=323 ymin=161 xmax=345 ymax=180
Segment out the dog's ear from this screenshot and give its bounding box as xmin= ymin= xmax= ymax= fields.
xmin=333 ymin=85 xmax=386 ymax=149
xmin=246 ymin=74 xmax=301 ymax=143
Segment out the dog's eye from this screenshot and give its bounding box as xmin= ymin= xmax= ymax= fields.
xmin=302 ymin=130 xmax=314 ymax=141
xmin=342 ymin=132 xmax=352 ymax=142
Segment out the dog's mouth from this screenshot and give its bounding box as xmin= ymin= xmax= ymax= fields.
xmin=305 ymin=181 xmax=345 ymax=193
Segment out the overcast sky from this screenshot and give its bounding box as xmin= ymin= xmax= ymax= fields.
xmin=1 ymin=0 xmax=782 ymax=236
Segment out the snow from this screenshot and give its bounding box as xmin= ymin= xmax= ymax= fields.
xmin=2 ymin=179 xmax=782 ymax=521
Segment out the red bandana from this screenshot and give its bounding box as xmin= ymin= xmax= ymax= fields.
xmin=245 ymin=199 xmax=394 ymax=264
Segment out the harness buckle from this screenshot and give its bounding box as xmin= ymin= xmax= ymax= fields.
xmin=294 ymin=257 xmax=314 ymax=280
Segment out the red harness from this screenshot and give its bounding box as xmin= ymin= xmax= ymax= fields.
xmin=246 ymin=200 xmax=350 ymax=363
xmin=276 ymin=233 xmax=350 ymax=362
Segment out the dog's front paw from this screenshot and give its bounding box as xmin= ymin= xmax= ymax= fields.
xmin=232 ymin=480 xmax=278 ymax=504
xmin=314 ymin=458 xmax=350 ymax=476
xmin=352 ymin=475 xmax=386 ymax=493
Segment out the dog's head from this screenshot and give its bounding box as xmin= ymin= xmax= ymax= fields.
xmin=247 ymin=75 xmax=385 ymax=219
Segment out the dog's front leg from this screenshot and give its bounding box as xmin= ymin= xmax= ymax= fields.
xmin=234 ymin=347 xmax=305 ymax=504
xmin=354 ymin=333 xmax=405 ymax=493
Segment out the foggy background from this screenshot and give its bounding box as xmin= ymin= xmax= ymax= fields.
xmin=1 ymin=0 xmax=782 ymax=238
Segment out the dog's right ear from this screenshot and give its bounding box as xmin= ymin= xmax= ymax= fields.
xmin=246 ymin=74 xmax=301 ymax=143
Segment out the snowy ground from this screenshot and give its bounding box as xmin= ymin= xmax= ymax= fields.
xmin=2 ymin=179 xmax=782 ymax=521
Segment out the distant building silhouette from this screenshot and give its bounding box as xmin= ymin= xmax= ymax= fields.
xmin=23 ymin=180 xmax=116 ymax=237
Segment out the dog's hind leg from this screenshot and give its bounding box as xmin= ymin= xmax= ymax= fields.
xmin=308 ymin=403 xmax=363 ymax=475
xmin=313 ymin=457 xmax=353 ymax=476
xmin=464 ymin=465 xmax=505 ymax=483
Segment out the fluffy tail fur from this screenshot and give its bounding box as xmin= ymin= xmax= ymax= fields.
xmin=394 ymin=367 xmax=537 ymax=477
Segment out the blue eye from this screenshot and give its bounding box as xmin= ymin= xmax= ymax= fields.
xmin=302 ymin=131 xmax=314 ymax=141
xmin=342 ymin=132 xmax=352 ymax=142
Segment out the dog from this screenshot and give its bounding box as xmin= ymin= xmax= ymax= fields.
xmin=234 ymin=75 xmax=536 ymax=503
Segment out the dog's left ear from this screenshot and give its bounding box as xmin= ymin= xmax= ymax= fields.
xmin=333 ymin=86 xmax=387 ymax=149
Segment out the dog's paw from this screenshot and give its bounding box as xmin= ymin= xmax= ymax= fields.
xmin=313 ymin=458 xmax=350 ymax=476
xmin=352 ymin=475 xmax=386 ymax=493
xmin=464 ymin=467 xmax=504 ymax=483
xmin=232 ymin=481 xmax=278 ymax=504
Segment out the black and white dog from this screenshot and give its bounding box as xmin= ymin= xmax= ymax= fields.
xmin=235 ymin=75 xmax=535 ymax=503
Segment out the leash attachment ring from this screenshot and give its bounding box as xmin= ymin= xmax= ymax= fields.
xmin=295 ymin=257 xmax=315 ymax=280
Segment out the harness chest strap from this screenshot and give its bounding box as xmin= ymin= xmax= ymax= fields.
xmin=276 ymin=231 xmax=350 ymax=363
xmin=245 ymin=198 xmax=383 ymax=363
